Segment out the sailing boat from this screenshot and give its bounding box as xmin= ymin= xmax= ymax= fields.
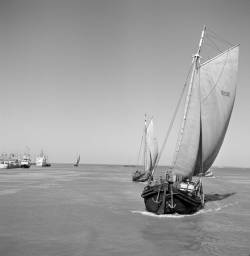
xmin=74 ymin=155 xmax=80 ymax=167
xmin=141 ymin=26 xmax=239 ymax=215
xmin=132 ymin=115 xmax=158 ymax=182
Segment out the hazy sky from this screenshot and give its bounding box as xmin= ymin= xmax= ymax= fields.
xmin=0 ymin=0 xmax=249 ymax=166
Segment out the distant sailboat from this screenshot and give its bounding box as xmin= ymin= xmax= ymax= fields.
xmin=74 ymin=155 xmax=80 ymax=167
xmin=141 ymin=26 xmax=239 ymax=215
xmin=132 ymin=115 xmax=158 ymax=182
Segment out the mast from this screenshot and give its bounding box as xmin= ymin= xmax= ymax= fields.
xmin=198 ymin=26 xmax=206 ymax=176
xmin=173 ymin=26 xmax=206 ymax=177
xmin=143 ymin=114 xmax=147 ymax=172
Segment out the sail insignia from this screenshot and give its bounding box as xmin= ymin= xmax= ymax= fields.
xmin=221 ymin=90 xmax=230 ymax=97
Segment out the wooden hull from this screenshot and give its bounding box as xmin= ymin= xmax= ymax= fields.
xmin=141 ymin=183 xmax=203 ymax=215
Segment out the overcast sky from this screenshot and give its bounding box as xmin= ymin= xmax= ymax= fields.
xmin=0 ymin=0 xmax=249 ymax=166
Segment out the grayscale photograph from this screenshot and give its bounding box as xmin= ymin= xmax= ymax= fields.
xmin=0 ymin=0 xmax=249 ymax=255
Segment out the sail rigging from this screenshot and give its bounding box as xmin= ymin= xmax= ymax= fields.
xmin=172 ymin=30 xmax=239 ymax=178
xmin=172 ymin=66 xmax=201 ymax=177
xmin=132 ymin=117 xmax=159 ymax=182
xmin=172 ymin=26 xmax=206 ymax=177
xmin=145 ymin=119 xmax=158 ymax=172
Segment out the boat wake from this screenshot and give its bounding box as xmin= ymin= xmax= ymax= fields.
xmin=131 ymin=202 xmax=239 ymax=218
xmin=131 ymin=210 xmax=187 ymax=218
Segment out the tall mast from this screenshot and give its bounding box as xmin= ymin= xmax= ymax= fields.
xmin=197 ymin=26 xmax=206 ymax=176
xmin=143 ymin=114 xmax=147 ymax=171
xmin=173 ymin=26 xmax=206 ymax=174
xmin=195 ymin=25 xmax=206 ymax=69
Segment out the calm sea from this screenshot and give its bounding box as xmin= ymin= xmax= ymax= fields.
xmin=0 ymin=164 xmax=249 ymax=256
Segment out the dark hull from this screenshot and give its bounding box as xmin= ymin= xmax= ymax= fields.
xmin=20 ymin=165 xmax=30 ymax=168
xmin=141 ymin=183 xmax=203 ymax=215
xmin=41 ymin=164 xmax=51 ymax=167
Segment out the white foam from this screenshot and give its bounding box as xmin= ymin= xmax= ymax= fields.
xmin=131 ymin=210 xmax=187 ymax=218
xmin=131 ymin=203 xmax=239 ymax=218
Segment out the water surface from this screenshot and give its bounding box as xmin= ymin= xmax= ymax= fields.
xmin=0 ymin=164 xmax=249 ymax=256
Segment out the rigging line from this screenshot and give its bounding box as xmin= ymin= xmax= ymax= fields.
xmin=205 ymin=35 xmax=223 ymax=52
xmin=205 ymin=36 xmax=223 ymax=53
xmin=201 ymin=41 xmax=221 ymax=61
xmin=153 ymin=62 xmax=193 ymax=174
xmin=206 ymin=27 xmax=234 ymax=47
xmin=204 ymin=39 xmax=220 ymax=51
xmin=207 ymin=32 xmax=233 ymax=47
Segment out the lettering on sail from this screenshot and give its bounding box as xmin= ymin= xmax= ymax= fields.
xmin=221 ymin=90 xmax=230 ymax=97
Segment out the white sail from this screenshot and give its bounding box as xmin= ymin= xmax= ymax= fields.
xmin=172 ymin=67 xmax=201 ymax=177
xmin=145 ymin=119 xmax=158 ymax=172
xmin=173 ymin=45 xmax=239 ymax=178
xmin=194 ymin=45 xmax=239 ymax=174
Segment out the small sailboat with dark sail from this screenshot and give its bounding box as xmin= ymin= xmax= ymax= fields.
xmin=141 ymin=26 xmax=239 ymax=215
xmin=132 ymin=115 xmax=158 ymax=182
xmin=74 ymin=155 xmax=80 ymax=167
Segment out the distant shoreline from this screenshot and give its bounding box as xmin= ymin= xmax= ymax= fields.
xmin=42 ymin=163 xmax=250 ymax=169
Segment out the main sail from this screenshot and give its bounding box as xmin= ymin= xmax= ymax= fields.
xmin=173 ymin=45 xmax=239 ymax=178
xmin=172 ymin=67 xmax=201 ymax=177
xmin=194 ymin=45 xmax=239 ymax=174
xmin=145 ymin=119 xmax=158 ymax=172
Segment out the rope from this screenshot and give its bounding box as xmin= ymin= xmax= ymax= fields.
xmin=152 ymin=62 xmax=193 ymax=176
xmin=206 ymin=27 xmax=234 ymax=47
xmin=205 ymin=35 xmax=223 ymax=53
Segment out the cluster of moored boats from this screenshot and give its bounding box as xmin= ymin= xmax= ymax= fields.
xmin=0 ymin=151 xmax=51 ymax=169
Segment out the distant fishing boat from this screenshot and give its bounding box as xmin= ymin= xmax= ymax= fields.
xmin=20 ymin=155 xmax=31 ymax=168
xmin=132 ymin=115 xmax=158 ymax=182
xmin=74 ymin=155 xmax=80 ymax=167
xmin=0 ymin=153 xmax=20 ymax=169
xmin=141 ymin=26 xmax=239 ymax=215
xmin=36 ymin=150 xmax=51 ymax=167
xmin=0 ymin=161 xmax=9 ymax=169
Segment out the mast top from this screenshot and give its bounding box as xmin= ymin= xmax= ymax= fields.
xmin=193 ymin=25 xmax=206 ymax=68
